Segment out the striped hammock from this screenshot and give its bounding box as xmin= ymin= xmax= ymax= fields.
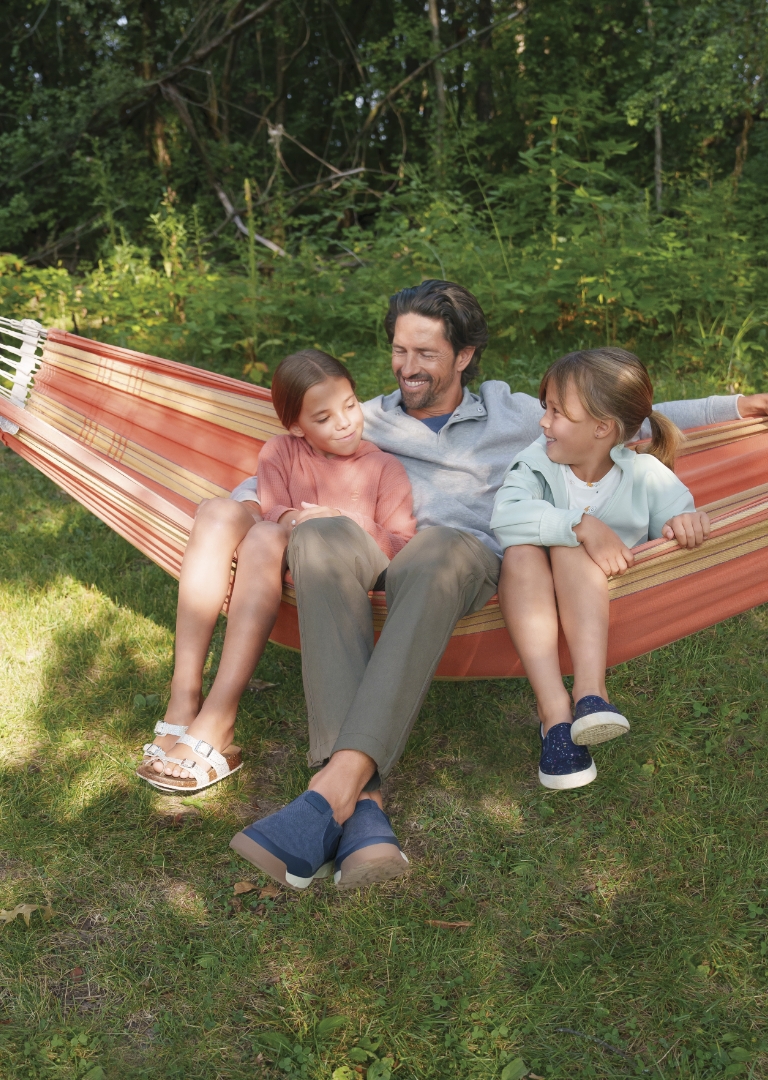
xmin=2 ymin=317 xmax=767 ymax=679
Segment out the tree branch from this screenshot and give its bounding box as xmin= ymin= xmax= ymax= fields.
xmin=161 ymin=84 xmax=286 ymax=256
xmin=153 ymin=0 xmax=284 ymax=89
xmin=357 ymin=6 xmax=526 ymax=140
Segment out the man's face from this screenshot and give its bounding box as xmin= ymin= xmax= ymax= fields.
xmin=390 ymin=313 xmax=474 ymax=415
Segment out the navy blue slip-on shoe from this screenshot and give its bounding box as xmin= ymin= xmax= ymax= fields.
xmin=570 ymin=695 xmax=630 ymax=746
xmin=539 ymin=722 xmax=597 ymax=790
xmin=229 ymin=790 xmax=342 ymax=890
xmin=334 ymin=799 xmax=409 ymax=889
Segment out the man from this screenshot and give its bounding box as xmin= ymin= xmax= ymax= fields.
xmin=231 ymin=279 xmax=768 ymax=889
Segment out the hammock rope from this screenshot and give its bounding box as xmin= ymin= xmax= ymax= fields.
xmin=1 ymin=319 xmax=767 ymax=679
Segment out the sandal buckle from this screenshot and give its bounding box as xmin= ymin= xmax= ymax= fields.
xmin=193 ymin=739 xmax=214 ymax=758
xmin=180 ymin=758 xmax=196 ymax=770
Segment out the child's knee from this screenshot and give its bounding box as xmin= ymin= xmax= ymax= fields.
xmin=195 ymin=496 xmax=245 ymax=526
xmin=500 ymin=544 xmax=550 ymax=581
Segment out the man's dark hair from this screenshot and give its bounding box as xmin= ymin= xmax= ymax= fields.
xmin=384 ymin=280 xmax=488 ymax=386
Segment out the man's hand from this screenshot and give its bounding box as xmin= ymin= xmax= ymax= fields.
xmin=662 ymin=511 xmax=710 ymax=548
xmin=573 ymin=514 xmax=635 ymax=577
xmin=279 ymin=502 xmax=342 ymax=528
xmin=737 ymin=394 xmax=768 ymax=419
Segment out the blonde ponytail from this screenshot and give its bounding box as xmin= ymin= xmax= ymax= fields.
xmin=644 ymin=410 xmax=683 ymax=470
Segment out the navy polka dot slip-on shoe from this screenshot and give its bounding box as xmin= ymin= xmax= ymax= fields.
xmin=570 ymin=695 xmax=630 ymax=746
xmin=539 ymin=722 xmax=597 ymax=790
xmin=229 ymin=790 xmax=342 ymax=890
xmin=333 ymin=799 xmax=409 ymax=889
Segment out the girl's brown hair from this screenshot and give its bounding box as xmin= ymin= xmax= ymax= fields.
xmin=271 ymin=349 xmax=356 ymax=430
xmin=539 ymin=347 xmax=682 ymax=470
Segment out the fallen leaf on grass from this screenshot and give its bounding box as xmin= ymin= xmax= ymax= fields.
xmin=0 ymin=903 xmax=54 ymax=928
xmin=500 ymin=1059 xmax=528 ymax=1080
xmin=247 ymin=679 xmax=277 ymax=692
xmin=424 ymin=919 xmax=473 ymax=929
xmin=70 ymin=967 xmax=84 ymax=983
xmin=316 ymin=1014 xmax=348 ymax=1039
xmin=233 ymin=881 xmax=258 ymax=895
xmin=259 ymin=884 xmax=280 ymax=899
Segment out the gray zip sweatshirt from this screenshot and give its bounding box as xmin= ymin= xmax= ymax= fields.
xmin=358 ymin=383 xmax=741 ymax=557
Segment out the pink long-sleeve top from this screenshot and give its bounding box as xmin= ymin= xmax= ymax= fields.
xmin=257 ymin=435 xmax=416 ymax=559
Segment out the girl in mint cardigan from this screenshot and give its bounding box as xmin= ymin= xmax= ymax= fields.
xmin=490 ymin=348 xmax=710 ymax=791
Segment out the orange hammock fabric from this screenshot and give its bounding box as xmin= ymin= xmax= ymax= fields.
xmin=1 ymin=325 xmax=767 ymax=679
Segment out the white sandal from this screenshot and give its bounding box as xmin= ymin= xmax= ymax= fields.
xmin=140 ymin=721 xmax=188 ymax=766
xmin=137 ymin=733 xmax=243 ymax=793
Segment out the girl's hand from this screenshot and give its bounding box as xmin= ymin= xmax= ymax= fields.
xmin=296 ymin=502 xmax=342 ymax=523
xmin=662 ymin=511 xmax=710 ymax=548
xmin=284 ymin=502 xmax=342 ymax=527
xmin=573 ymin=514 xmax=635 ymax=577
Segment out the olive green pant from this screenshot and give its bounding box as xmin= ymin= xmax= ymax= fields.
xmin=287 ymin=518 xmax=501 ymax=779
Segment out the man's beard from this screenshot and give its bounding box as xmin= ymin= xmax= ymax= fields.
xmin=397 ymin=370 xmax=448 ymax=412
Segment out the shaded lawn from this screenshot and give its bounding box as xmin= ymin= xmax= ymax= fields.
xmin=0 ymin=444 xmax=766 ymax=1080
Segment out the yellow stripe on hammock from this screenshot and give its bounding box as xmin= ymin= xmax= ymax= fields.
xmin=26 ymin=392 xmax=229 ymax=505
xmin=41 ymin=339 xmax=285 ymax=441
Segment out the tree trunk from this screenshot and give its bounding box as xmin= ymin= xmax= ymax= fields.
xmin=644 ymin=1 xmax=662 ymax=212
xmin=154 ymin=113 xmax=171 ymax=175
xmin=221 ymin=0 xmax=247 ymax=142
xmin=275 ymin=5 xmax=286 ymax=127
xmin=221 ymin=31 xmax=243 ymax=142
xmin=732 ymin=110 xmax=754 ymax=188
xmin=427 ymin=0 xmax=446 ymax=152
xmin=653 ymin=98 xmax=662 ymax=213
xmin=474 ymin=0 xmax=493 ymax=123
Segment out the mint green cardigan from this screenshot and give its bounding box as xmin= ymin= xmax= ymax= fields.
xmin=490 ymin=436 xmax=695 ymax=551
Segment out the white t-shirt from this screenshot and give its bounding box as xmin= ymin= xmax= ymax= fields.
xmin=562 ymin=463 xmax=621 ymax=519
xmin=561 ymin=463 xmax=646 ymax=547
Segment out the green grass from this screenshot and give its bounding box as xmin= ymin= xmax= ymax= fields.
xmin=0 ymin=443 xmax=767 ymax=1080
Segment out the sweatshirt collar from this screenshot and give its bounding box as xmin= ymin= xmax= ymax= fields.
xmin=380 ymin=385 xmax=487 ymax=426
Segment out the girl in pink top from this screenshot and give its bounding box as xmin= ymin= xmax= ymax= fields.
xmin=137 ymin=350 xmax=415 ymax=793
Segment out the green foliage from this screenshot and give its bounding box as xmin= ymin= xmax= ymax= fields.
xmin=0 ymin=1 xmax=764 ymax=403
xmin=1 ymin=0 xmax=766 ymax=267
xmin=2 ymin=156 xmax=766 ymax=405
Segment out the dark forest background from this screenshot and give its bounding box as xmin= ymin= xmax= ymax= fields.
xmin=1 ymin=0 xmax=766 ymax=398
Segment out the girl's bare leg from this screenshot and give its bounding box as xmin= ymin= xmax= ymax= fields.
xmin=549 ymin=545 xmax=610 ymax=704
xmin=498 ymin=545 xmax=572 ymax=734
xmin=148 ymin=498 xmax=259 ymax=759
xmin=156 ymin=520 xmax=290 ymax=777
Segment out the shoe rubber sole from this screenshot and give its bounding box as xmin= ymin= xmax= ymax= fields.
xmin=538 ymin=759 xmax=597 ymax=790
xmin=229 ymin=830 xmax=334 ymax=890
xmin=334 ymin=843 xmax=410 ymax=889
xmin=570 ymin=713 xmax=630 ymax=746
